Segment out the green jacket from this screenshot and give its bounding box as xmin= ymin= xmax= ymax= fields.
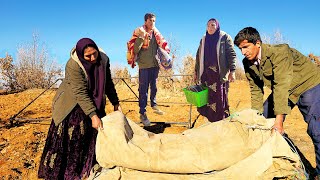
xmin=243 ymin=43 xmax=320 ymax=115
xmin=52 ymin=47 xmax=119 ymax=125
xmin=195 ymin=31 xmax=237 ymax=83
xmin=134 ymin=33 xmax=159 ymax=69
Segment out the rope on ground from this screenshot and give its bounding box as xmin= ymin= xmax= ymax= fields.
xmin=283 ymin=135 xmax=309 ymax=179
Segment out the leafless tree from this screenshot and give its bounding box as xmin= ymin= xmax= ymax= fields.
xmin=178 ymin=54 xmax=195 ymax=87
xmin=111 ymin=65 xmax=131 ymax=85
xmin=261 ymin=29 xmax=290 ymax=45
xmin=0 ymin=53 xmax=19 ymax=90
xmin=0 ymin=33 xmax=62 ymax=91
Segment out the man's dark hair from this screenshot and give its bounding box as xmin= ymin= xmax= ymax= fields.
xmin=144 ymin=13 xmax=156 ymax=21
xmin=234 ymin=27 xmax=262 ymax=47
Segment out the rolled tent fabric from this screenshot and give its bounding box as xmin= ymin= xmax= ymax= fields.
xmin=94 ymin=109 xmax=303 ymax=179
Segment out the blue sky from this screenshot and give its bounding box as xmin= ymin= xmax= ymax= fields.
xmin=1 ymin=0 xmax=320 ymax=76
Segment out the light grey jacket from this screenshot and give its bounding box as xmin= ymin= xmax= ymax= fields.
xmin=195 ymin=31 xmax=237 ymax=83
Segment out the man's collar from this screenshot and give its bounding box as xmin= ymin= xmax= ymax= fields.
xmin=253 ymin=47 xmax=262 ymax=65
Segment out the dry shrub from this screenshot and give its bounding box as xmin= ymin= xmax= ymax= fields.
xmin=0 ymin=54 xmax=19 ymax=90
xmin=158 ymin=68 xmax=175 ymax=91
xmin=178 ymin=54 xmax=195 ymax=88
xmin=261 ymin=29 xmax=290 ymax=45
xmin=309 ymin=54 xmax=320 ymax=67
xmin=0 ymin=33 xmax=62 ymax=91
xmin=111 ymin=65 xmax=131 ymax=85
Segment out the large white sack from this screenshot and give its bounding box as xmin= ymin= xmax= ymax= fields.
xmin=96 ymin=109 xmax=301 ymax=175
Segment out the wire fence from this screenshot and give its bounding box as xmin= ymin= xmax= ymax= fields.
xmin=8 ymin=74 xmax=197 ymax=128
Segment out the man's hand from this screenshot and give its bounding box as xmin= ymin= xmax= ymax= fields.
xmin=91 ymin=115 xmax=103 ymax=130
xmin=131 ymin=62 xmax=136 ymax=68
xmin=228 ymin=71 xmax=236 ymax=82
xmin=138 ymin=27 xmax=147 ymax=38
xmin=272 ymin=114 xmax=285 ymax=135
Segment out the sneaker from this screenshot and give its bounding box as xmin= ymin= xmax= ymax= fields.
xmin=152 ymin=105 xmax=164 ymax=115
xmin=140 ymin=113 xmax=151 ymax=126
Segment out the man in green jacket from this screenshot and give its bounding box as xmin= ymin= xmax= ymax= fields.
xmin=234 ymin=27 xmax=320 ymax=177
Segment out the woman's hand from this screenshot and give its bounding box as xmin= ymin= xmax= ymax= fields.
xmin=228 ymin=71 xmax=236 ymax=82
xmin=114 ymin=104 xmax=122 ymax=112
xmin=91 ymin=115 xmax=103 ymax=130
xmin=193 ymin=73 xmax=198 ymax=84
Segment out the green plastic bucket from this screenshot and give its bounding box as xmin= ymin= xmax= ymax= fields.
xmin=183 ymin=87 xmax=208 ymax=107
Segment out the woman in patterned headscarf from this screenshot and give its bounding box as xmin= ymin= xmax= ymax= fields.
xmin=38 ymin=38 xmax=120 ymax=179
xmin=194 ymin=18 xmax=237 ymax=122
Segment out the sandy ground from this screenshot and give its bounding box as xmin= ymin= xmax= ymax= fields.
xmin=0 ymin=80 xmax=316 ymax=179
